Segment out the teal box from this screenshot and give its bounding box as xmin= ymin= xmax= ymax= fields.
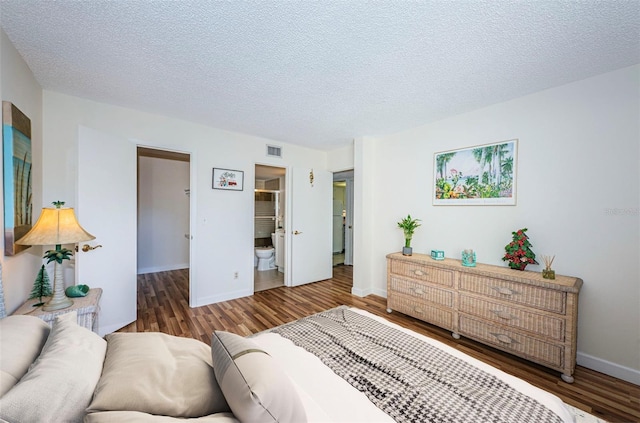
xmin=431 ymin=250 xmax=445 ymax=260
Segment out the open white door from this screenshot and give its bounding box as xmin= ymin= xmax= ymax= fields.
xmin=76 ymin=126 xmax=137 ymax=335
xmin=344 ymin=176 xmax=354 ymax=266
xmin=290 ymin=167 xmax=332 ymax=286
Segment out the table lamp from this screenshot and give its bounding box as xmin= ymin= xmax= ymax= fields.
xmin=16 ymin=201 xmax=95 ymax=311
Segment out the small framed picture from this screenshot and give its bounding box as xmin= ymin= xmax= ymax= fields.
xmin=212 ymin=168 xmax=244 ymax=191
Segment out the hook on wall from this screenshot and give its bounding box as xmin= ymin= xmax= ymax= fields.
xmin=309 ymin=169 xmax=314 ymax=187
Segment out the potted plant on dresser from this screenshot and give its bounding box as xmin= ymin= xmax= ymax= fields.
xmin=397 ymin=214 xmax=421 ymax=256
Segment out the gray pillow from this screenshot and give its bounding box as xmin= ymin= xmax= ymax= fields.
xmin=211 ymin=331 xmax=307 ymax=423
xmin=88 ymin=332 xmax=229 ymax=417
xmin=0 ymin=311 xmax=106 ymax=423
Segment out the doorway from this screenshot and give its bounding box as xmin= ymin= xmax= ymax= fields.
xmin=137 ymin=147 xmax=191 ymax=299
xmin=333 ymin=170 xmax=354 ymax=267
xmin=254 ymin=164 xmax=285 ymax=292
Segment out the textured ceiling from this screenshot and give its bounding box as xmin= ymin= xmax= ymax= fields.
xmin=1 ymin=1 xmax=638 ymax=151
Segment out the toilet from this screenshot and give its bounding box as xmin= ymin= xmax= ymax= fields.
xmin=255 ymin=247 xmax=275 ymax=271
xmin=255 ymin=233 xmax=277 ymax=271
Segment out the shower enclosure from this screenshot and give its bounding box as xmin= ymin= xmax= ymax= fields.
xmin=254 ymin=190 xmax=280 ymax=247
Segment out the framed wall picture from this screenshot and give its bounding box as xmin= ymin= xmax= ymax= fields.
xmin=212 ymin=168 xmax=244 ymax=191
xmin=433 ymin=139 xmax=517 ymax=205
xmin=3 ymin=101 xmax=33 ymax=255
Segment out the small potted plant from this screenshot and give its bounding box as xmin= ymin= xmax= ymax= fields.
xmin=502 ymin=227 xmax=538 ymax=270
xmin=397 ymin=214 xmax=421 ymax=256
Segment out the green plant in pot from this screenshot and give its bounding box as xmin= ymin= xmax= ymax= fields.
xmin=397 ymin=214 xmax=421 ymax=256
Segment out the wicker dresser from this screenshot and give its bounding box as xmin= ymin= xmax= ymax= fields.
xmin=386 ymin=253 xmax=582 ymax=383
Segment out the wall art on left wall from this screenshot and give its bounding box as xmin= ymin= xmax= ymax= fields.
xmin=3 ymin=101 xmax=32 ymax=256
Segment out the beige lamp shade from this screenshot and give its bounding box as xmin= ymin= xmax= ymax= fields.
xmin=15 ymin=207 xmax=95 ymax=246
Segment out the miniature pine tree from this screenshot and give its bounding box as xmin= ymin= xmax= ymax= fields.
xmin=29 ymin=265 xmax=52 ymax=307
xmin=502 ymin=228 xmax=538 ymax=270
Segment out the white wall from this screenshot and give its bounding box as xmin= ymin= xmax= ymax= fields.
xmin=0 ymin=29 xmax=44 ymax=314
xmin=327 ymin=143 xmax=354 ymax=172
xmin=352 ymin=136 xmax=378 ymax=298
xmin=137 ymin=156 xmax=190 ymax=274
xmin=41 ymin=91 xmax=328 ymax=314
xmin=354 ymin=65 xmax=640 ymax=383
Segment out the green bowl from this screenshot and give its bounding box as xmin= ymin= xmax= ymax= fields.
xmin=65 ymin=284 xmax=90 ymax=298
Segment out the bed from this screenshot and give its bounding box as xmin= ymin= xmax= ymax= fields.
xmin=248 ymin=306 xmax=575 ymax=423
xmin=0 ymin=305 xmax=584 ymax=422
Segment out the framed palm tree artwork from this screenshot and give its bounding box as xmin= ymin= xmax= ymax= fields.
xmin=3 ymin=101 xmax=33 ymax=255
xmin=433 ymin=139 xmax=517 ymax=206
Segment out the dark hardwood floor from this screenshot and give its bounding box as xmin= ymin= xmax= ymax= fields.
xmin=118 ymin=266 xmax=640 ymax=423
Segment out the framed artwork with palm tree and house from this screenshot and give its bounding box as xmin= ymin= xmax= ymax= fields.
xmin=434 ymin=139 xmax=517 ymax=205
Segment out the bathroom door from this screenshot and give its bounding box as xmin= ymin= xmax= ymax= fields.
xmin=76 ymin=126 xmax=137 ymax=335
xmin=290 ymin=167 xmax=332 ymax=286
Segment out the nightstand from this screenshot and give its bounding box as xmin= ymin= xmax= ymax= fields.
xmin=12 ymin=287 xmax=102 ymax=333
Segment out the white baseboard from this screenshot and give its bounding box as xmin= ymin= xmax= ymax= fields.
xmin=193 ymin=288 xmax=253 ymax=308
xmin=372 ymin=287 xmax=387 ymax=298
xmin=577 ymin=351 xmax=640 ymax=385
xmin=351 ymin=286 xmax=372 ymax=297
xmin=137 ymin=263 xmax=189 ymax=275
xmin=351 ymin=286 xmax=387 ymax=298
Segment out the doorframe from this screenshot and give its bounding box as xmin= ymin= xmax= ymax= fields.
xmin=333 ymin=169 xmax=354 ymax=266
xmin=136 ymin=144 xmax=196 ymax=307
xmin=284 ymin=166 xmax=292 ymax=287
xmin=253 ymin=163 xmax=290 ymax=288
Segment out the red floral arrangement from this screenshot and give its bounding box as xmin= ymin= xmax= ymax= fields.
xmin=502 ymin=228 xmax=538 ymax=270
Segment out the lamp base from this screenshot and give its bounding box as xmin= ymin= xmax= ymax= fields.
xmin=42 ymin=296 xmax=73 ymax=311
xmin=42 ymin=260 xmax=73 ymax=311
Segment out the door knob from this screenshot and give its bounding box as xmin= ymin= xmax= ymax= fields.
xmin=293 ymin=230 xmax=303 ymax=235
xmin=76 ymin=244 xmax=103 ymax=252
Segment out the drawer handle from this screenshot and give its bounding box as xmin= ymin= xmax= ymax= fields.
xmin=414 ymin=269 xmax=426 ymax=276
xmin=491 ymin=310 xmax=516 ymax=320
xmin=413 ymin=307 xmax=423 ymax=314
xmin=412 ymin=288 xmax=425 ymax=295
xmin=492 ymin=286 xmax=518 ymax=296
xmin=491 ymin=333 xmax=518 ymax=345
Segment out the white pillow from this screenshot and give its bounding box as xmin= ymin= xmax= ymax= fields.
xmin=0 ymin=315 xmax=50 ymax=396
xmin=0 ymin=311 xmax=107 ymax=423
xmin=84 ymin=411 xmax=240 ymax=423
xmin=211 ymin=331 xmax=307 ymax=423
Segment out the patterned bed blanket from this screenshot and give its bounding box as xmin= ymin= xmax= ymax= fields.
xmin=269 ymin=307 xmax=562 ymax=423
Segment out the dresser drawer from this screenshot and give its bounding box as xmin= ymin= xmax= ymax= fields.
xmin=388 ymin=294 xmax=453 ymax=330
xmin=459 ymin=294 xmax=564 ymax=340
xmin=459 ymin=315 xmax=563 ymax=368
xmin=389 ymin=276 xmax=454 ymax=308
xmin=389 ymin=261 xmax=454 ymax=287
xmin=459 ymin=274 xmax=566 ymax=314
